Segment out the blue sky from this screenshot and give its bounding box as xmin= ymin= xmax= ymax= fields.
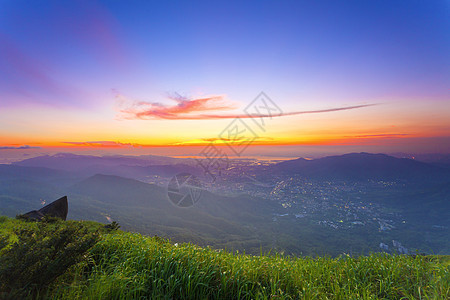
xmin=0 ymin=0 xmax=449 ymax=156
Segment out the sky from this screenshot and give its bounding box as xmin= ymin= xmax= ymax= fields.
xmin=0 ymin=0 xmax=449 ymax=160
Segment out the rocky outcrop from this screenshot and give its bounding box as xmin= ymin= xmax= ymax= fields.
xmin=22 ymin=196 xmax=68 ymax=221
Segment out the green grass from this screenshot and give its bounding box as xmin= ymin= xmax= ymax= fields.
xmin=1 ymin=216 xmax=448 ymax=299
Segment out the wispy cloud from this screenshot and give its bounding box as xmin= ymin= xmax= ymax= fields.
xmin=0 ymin=145 xmax=41 ymax=150
xmin=62 ymin=141 xmax=138 ymax=148
xmin=349 ymin=134 xmax=410 ymax=139
xmin=172 ymin=136 xmax=275 ymax=146
xmin=116 ymin=92 xmax=238 ymax=120
xmin=115 ymin=92 xmax=376 ymax=120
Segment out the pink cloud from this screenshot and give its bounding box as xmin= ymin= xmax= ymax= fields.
xmin=116 ymin=92 xmax=239 ymax=120
xmin=116 ymin=92 xmax=377 ymax=120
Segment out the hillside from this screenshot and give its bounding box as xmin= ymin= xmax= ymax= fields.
xmin=272 ymin=152 xmax=450 ymax=182
xmin=0 ymin=216 xmax=448 ymax=299
xmin=12 ymin=153 xmax=199 ymax=181
xmin=13 ymin=153 xmax=184 ymax=170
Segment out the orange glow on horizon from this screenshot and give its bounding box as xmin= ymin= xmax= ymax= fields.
xmin=1 ymin=97 xmax=448 ymax=154
xmin=1 ymin=131 xmax=445 ymax=149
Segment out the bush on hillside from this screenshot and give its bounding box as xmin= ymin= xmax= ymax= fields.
xmin=104 ymin=221 xmax=120 ymax=231
xmin=0 ymin=220 xmax=100 ymax=299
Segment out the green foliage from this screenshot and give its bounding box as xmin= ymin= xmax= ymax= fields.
xmin=0 ymin=219 xmax=100 ymax=299
xmin=104 ymin=221 xmax=120 ymax=231
xmin=0 ymin=216 xmax=448 ymax=299
xmin=15 ymin=213 xmax=29 ymax=221
xmin=54 ymin=233 xmax=449 ymax=299
xmin=15 ymin=214 xmax=64 ymax=223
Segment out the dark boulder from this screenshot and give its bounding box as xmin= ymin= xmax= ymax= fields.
xmin=21 ymin=210 xmax=45 ymax=221
xmin=21 ymin=196 xmax=68 ymax=221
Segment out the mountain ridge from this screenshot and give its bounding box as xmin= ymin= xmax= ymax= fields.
xmin=272 ymin=152 xmax=450 ymax=182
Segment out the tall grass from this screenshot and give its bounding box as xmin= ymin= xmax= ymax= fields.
xmin=52 ymin=232 xmax=449 ymax=299
xmin=1 ymin=216 xmax=448 ymax=299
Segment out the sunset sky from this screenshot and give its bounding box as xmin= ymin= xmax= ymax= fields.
xmin=0 ymin=0 xmax=449 ymax=160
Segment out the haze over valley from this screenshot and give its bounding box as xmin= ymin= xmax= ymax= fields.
xmin=1 ymin=152 xmax=448 ymax=256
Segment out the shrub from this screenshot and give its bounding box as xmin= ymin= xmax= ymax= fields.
xmin=104 ymin=221 xmax=120 ymax=231
xmin=0 ymin=220 xmax=100 ymax=299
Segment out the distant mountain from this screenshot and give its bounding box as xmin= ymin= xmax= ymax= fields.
xmin=0 ymin=165 xmax=76 ymax=216
xmin=64 ymin=174 xmax=280 ymax=252
xmin=1 ymin=152 xmax=449 ymax=256
xmin=14 ymin=153 xmax=186 ymax=171
xmin=0 ymin=164 xmax=69 ymax=181
xmin=389 ymin=153 xmax=450 ymax=165
xmin=12 ymin=153 xmax=201 ymax=181
xmin=70 ymin=174 xmax=169 ymax=208
xmin=77 ymin=163 xmax=203 ymax=179
xmin=412 ymin=154 xmax=450 ymax=168
xmin=272 ymin=152 xmax=450 ymax=182
xmin=70 ymin=174 xmax=276 ymax=220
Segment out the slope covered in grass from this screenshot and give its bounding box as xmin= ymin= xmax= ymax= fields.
xmin=0 ymin=216 xmax=448 ymax=299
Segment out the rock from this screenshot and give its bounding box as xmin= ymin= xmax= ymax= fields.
xmin=21 ymin=210 xmax=45 ymax=221
xmin=39 ymin=196 xmax=68 ymax=220
xmin=21 ymin=196 xmax=68 ymax=221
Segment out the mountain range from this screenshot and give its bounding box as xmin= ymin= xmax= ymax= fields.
xmin=272 ymin=152 xmax=450 ymax=182
xmin=0 ymin=152 xmax=448 ymax=256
